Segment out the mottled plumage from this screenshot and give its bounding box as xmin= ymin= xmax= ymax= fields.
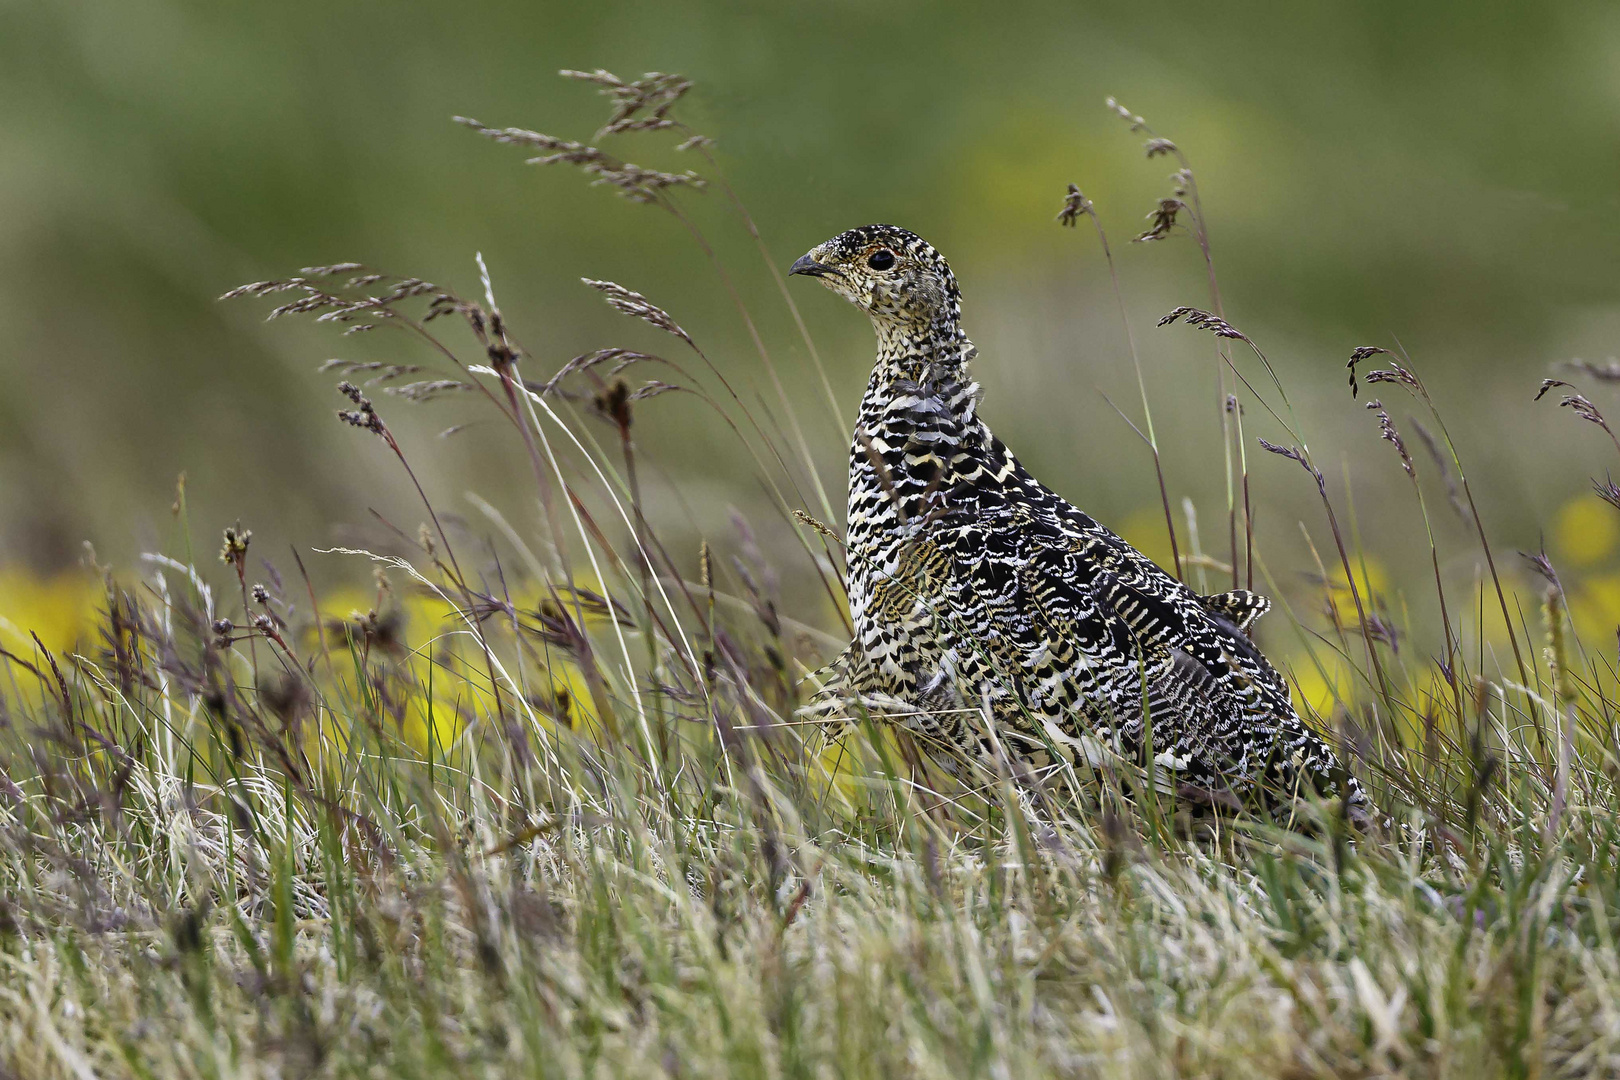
xmin=791 ymin=224 xmax=1365 ymax=814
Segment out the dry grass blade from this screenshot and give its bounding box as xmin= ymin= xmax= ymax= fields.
xmin=1055 ymin=183 xmax=1093 ymax=227
xmin=1365 ymin=399 xmax=1415 ymax=479
xmin=582 ymin=278 xmax=696 ymax=347
xmin=1158 ymin=305 xmax=1248 ymax=340
xmin=1135 ymin=196 xmax=1185 ymax=242
xmin=561 ymin=68 xmax=694 ymax=137
xmin=1561 ymin=358 xmax=1620 ymax=381
xmin=457 ymin=115 xmax=704 ymax=203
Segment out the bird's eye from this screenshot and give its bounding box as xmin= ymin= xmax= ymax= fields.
xmin=867 ymin=249 xmax=896 ymax=271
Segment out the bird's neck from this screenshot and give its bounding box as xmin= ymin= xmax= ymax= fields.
xmin=870 ymin=312 xmax=971 ymax=374
xmin=848 ymin=316 xmax=992 ymax=544
xmin=858 ymin=316 xmax=979 ymax=420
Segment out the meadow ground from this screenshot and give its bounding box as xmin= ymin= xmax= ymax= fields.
xmin=4 ymin=74 xmax=1620 ymax=1079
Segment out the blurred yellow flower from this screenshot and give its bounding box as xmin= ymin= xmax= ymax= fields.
xmin=1567 ymin=571 xmax=1620 ymax=648
xmin=1287 ymin=650 xmax=1358 ymax=720
xmin=529 ymin=660 xmax=603 ymax=736
xmin=0 ymin=568 xmax=100 ymax=707
xmin=0 ymin=563 xmax=632 ymax=763
xmin=1117 ymin=506 xmax=1177 ymax=576
xmin=1554 ymin=496 xmax=1618 ymax=568
xmin=317 ymin=583 xmax=607 ymax=750
xmin=806 ymin=721 xmax=911 ymax=816
xmin=0 ymin=568 xmax=99 ymax=657
xmin=1324 ymin=558 xmax=1389 ymax=627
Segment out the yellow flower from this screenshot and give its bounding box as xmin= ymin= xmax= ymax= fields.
xmin=0 ymin=568 xmax=99 ymax=657
xmin=529 ymin=660 xmax=603 ymax=736
xmin=398 ymin=656 xmax=474 ymax=758
xmin=1554 ymin=496 xmax=1619 ymax=568
xmin=1287 ymin=650 xmax=1358 ymax=720
xmin=0 ymin=568 xmax=100 ymax=707
xmin=1568 ymin=571 xmax=1620 ymax=648
xmin=1117 ymin=506 xmax=1178 ymax=576
xmin=805 ymin=722 xmax=909 ymax=815
xmin=1324 ymin=558 xmax=1389 ymax=627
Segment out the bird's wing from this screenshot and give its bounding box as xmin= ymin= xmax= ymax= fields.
xmin=935 ymin=511 xmax=1291 ymax=788
xmin=1046 ymin=518 xmax=1358 ymax=801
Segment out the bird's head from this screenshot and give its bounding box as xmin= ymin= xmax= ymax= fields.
xmin=789 ymin=225 xmax=961 ymax=332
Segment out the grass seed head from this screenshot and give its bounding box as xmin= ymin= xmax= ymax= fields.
xmin=219 ymin=525 xmax=251 ymax=569
xmin=1056 ymin=184 xmax=1093 ymax=227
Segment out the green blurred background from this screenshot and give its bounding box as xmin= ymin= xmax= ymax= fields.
xmin=6 ymin=0 xmax=1620 ymax=632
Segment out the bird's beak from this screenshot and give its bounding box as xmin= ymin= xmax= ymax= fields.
xmin=789 ymin=252 xmax=843 ymax=279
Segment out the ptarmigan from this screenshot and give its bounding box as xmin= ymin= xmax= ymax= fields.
xmin=791 ymin=223 xmax=1366 ymax=815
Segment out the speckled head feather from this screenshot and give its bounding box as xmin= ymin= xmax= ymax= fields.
xmin=791 ymin=225 xmax=962 ymax=330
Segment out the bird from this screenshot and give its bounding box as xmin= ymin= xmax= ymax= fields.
xmin=789 ymin=223 xmax=1367 ymax=817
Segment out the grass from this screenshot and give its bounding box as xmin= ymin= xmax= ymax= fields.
xmin=5 ymin=71 xmax=1620 ymax=1078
